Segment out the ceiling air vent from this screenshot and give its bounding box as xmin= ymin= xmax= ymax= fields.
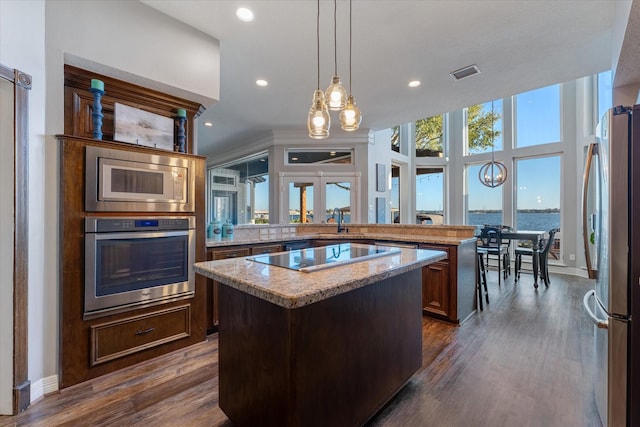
xmin=450 ymin=64 xmax=480 ymax=81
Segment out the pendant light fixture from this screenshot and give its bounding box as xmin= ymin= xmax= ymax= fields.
xmin=339 ymin=0 xmax=362 ymax=131
xmin=325 ymin=0 xmax=347 ymax=111
xmin=308 ymin=0 xmax=330 ymax=139
xmin=479 ymin=100 xmax=507 ymax=188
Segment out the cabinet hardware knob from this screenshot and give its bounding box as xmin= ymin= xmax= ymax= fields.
xmin=135 ymin=327 xmax=155 ymax=336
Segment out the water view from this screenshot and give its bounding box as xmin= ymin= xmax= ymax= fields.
xmin=468 ymin=210 xmax=560 ymax=232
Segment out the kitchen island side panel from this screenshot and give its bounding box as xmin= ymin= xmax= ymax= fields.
xmin=218 ymin=269 xmax=423 ymax=427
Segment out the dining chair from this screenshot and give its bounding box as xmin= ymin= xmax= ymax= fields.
xmin=538 ymin=228 xmax=559 ymax=287
xmin=477 ymin=226 xmax=508 ymax=286
xmin=514 ymin=228 xmax=558 ymax=287
xmin=476 ymin=247 xmax=489 ymax=310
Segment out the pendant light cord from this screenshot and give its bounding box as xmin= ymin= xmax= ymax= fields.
xmin=317 ymin=0 xmax=321 ymax=90
xmin=491 ymin=100 xmax=495 ymax=161
xmin=349 ymin=0 xmax=352 ymax=94
xmin=333 ymin=0 xmax=338 ymax=76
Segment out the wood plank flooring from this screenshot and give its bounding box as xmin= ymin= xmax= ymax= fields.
xmin=0 ymin=271 xmax=602 ymax=427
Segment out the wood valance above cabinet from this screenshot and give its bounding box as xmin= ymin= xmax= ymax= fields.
xmin=63 ymin=65 xmax=204 ymax=155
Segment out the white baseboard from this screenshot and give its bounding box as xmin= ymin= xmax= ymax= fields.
xmin=30 ymin=374 xmax=58 ymax=404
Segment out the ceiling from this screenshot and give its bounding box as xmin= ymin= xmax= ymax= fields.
xmin=141 ymin=0 xmax=623 ymax=159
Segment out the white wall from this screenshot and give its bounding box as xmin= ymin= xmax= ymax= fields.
xmin=0 ymin=0 xmax=47 ymax=414
xmin=0 ymin=0 xmax=221 ymax=410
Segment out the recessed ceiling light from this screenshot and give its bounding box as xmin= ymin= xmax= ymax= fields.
xmin=203 ymin=121 xmax=213 ymax=127
xmin=236 ymin=7 xmax=254 ymax=22
xmin=330 ymin=151 xmax=336 ymax=156
xmin=291 ymin=157 xmax=299 ymax=161
xmin=408 ymin=80 xmax=421 ymax=88
xmin=256 ymin=79 xmax=268 ymax=87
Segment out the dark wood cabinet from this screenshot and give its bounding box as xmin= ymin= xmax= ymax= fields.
xmin=421 ymin=260 xmax=450 ymax=317
xmin=58 ymin=137 xmax=207 ymax=389
xmin=250 ymin=243 xmax=283 ymax=255
xmin=419 ymin=241 xmax=476 ymax=324
xmin=206 ymin=246 xmax=251 ymax=332
xmin=90 ymin=305 xmax=191 ymax=366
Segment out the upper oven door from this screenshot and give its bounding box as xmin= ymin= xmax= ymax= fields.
xmin=85 ymin=146 xmax=195 ymax=212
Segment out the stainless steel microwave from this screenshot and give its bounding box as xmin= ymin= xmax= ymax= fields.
xmin=85 ymin=146 xmax=195 ymax=212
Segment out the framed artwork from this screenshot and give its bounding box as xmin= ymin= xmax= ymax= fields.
xmin=376 ymin=197 xmax=386 ymax=224
xmin=376 ymin=163 xmax=386 ymax=192
xmin=114 ymin=103 xmax=174 ymax=151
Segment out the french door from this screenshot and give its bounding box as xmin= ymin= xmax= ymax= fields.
xmin=280 ymin=173 xmax=360 ymax=225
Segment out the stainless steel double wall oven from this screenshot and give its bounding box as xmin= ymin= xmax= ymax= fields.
xmin=84 ymin=146 xmax=197 ymax=318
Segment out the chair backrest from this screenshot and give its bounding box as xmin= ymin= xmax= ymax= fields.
xmin=540 ymin=228 xmax=559 ymax=255
xmin=479 ymin=226 xmax=502 ymax=248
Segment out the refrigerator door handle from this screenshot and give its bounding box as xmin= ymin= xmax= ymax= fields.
xmin=581 ymin=143 xmax=598 ymax=279
xmin=583 ymin=290 xmax=608 ymax=329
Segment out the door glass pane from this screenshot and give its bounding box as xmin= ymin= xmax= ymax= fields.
xmin=325 ymin=181 xmax=351 ymax=224
xmin=416 ymin=167 xmax=444 ymax=224
xmin=516 ymin=156 xmax=561 ymax=258
xmin=466 ymin=164 xmax=503 ymax=230
xmin=288 ymin=182 xmax=314 ymax=223
xmin=515 ymin=84 xmax=561 ymax=148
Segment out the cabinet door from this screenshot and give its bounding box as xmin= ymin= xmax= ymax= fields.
xmin=422 ymin=261 xmax=450 ymax=318
xmin=207 ymin=247 xmax=251 ymax=332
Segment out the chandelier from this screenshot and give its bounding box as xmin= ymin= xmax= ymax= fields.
xmin=478 ymin=100 xmax=507 ymax=188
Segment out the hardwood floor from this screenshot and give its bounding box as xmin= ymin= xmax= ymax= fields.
xmin=0 ymin=271 xmax=602 ymax=427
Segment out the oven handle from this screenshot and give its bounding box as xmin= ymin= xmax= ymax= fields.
xmin=90 ymin=230 xmax=191 ymax=240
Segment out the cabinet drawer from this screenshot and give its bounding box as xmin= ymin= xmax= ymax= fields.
xmin=212 ymin=247 xmax=250 ymax=260
xmin=251 ymin=244 xmax=283 ymax=255
xmin=90 ymin=305 xmax=191 ymax=366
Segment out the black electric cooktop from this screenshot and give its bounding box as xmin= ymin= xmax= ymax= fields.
xmin=248 ymin=243 xmax=401 ymax=273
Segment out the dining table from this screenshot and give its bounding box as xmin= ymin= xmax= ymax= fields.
xmin=501 ymin=230 xmax=546 ymax=286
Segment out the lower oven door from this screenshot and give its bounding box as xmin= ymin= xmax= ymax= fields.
xmin=85 ymin=229 xmax=195 ymax=317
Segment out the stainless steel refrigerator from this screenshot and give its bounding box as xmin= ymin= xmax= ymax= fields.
xmin=582 ymin=105 xmax=640 ymax=426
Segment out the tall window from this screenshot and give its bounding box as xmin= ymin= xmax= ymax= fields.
xmin=391 ymin=165 xmax=400 ymax=223
xmin=466 ymin=100 xmax=503 ymax=155
xmin=207 ymin=153 xmax=269 ymax=225
xmin=391 ymin=126 xmax=400 ymax=153
xmin=515 ymin=84 xmax=561 ymax=148
xmin=466 ymin=164 xmax=503 ymax=228
xmin=597 ymin=70 xmax=612 ymax=123
xmin=415 ymin=115 xmax=444 ymax=157
xmin=515 ymin=156 xmax=561 ymax=257
xmin=416 ymin=167 xmax=444 ymax=224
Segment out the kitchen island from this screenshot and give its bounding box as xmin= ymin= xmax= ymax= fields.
xmin=194 ymin=243 xmax=447 ymax=427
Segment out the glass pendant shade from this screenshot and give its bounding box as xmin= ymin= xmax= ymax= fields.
xmin=307 ymin=89 xmax=330 ymax=139
xmin=325 ymin=76 xmax=347 ymax=111
xmin=340 ymin=95 xmax=362 ymax=131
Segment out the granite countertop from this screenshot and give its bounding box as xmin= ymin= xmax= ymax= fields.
xmin=206 ymin=233 xmax=477 ymax=248
xmin=194 ymin=244 xmax=447 ymax=309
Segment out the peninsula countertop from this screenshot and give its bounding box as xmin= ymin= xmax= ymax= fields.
xmin=194 ymin=243 xmax=447 ymax=309
xmin=205 ymin=223 xmax=478 ymax=248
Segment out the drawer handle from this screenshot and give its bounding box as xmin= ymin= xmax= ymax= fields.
xmin=135 ymin=327 xmax=155 ymax=336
